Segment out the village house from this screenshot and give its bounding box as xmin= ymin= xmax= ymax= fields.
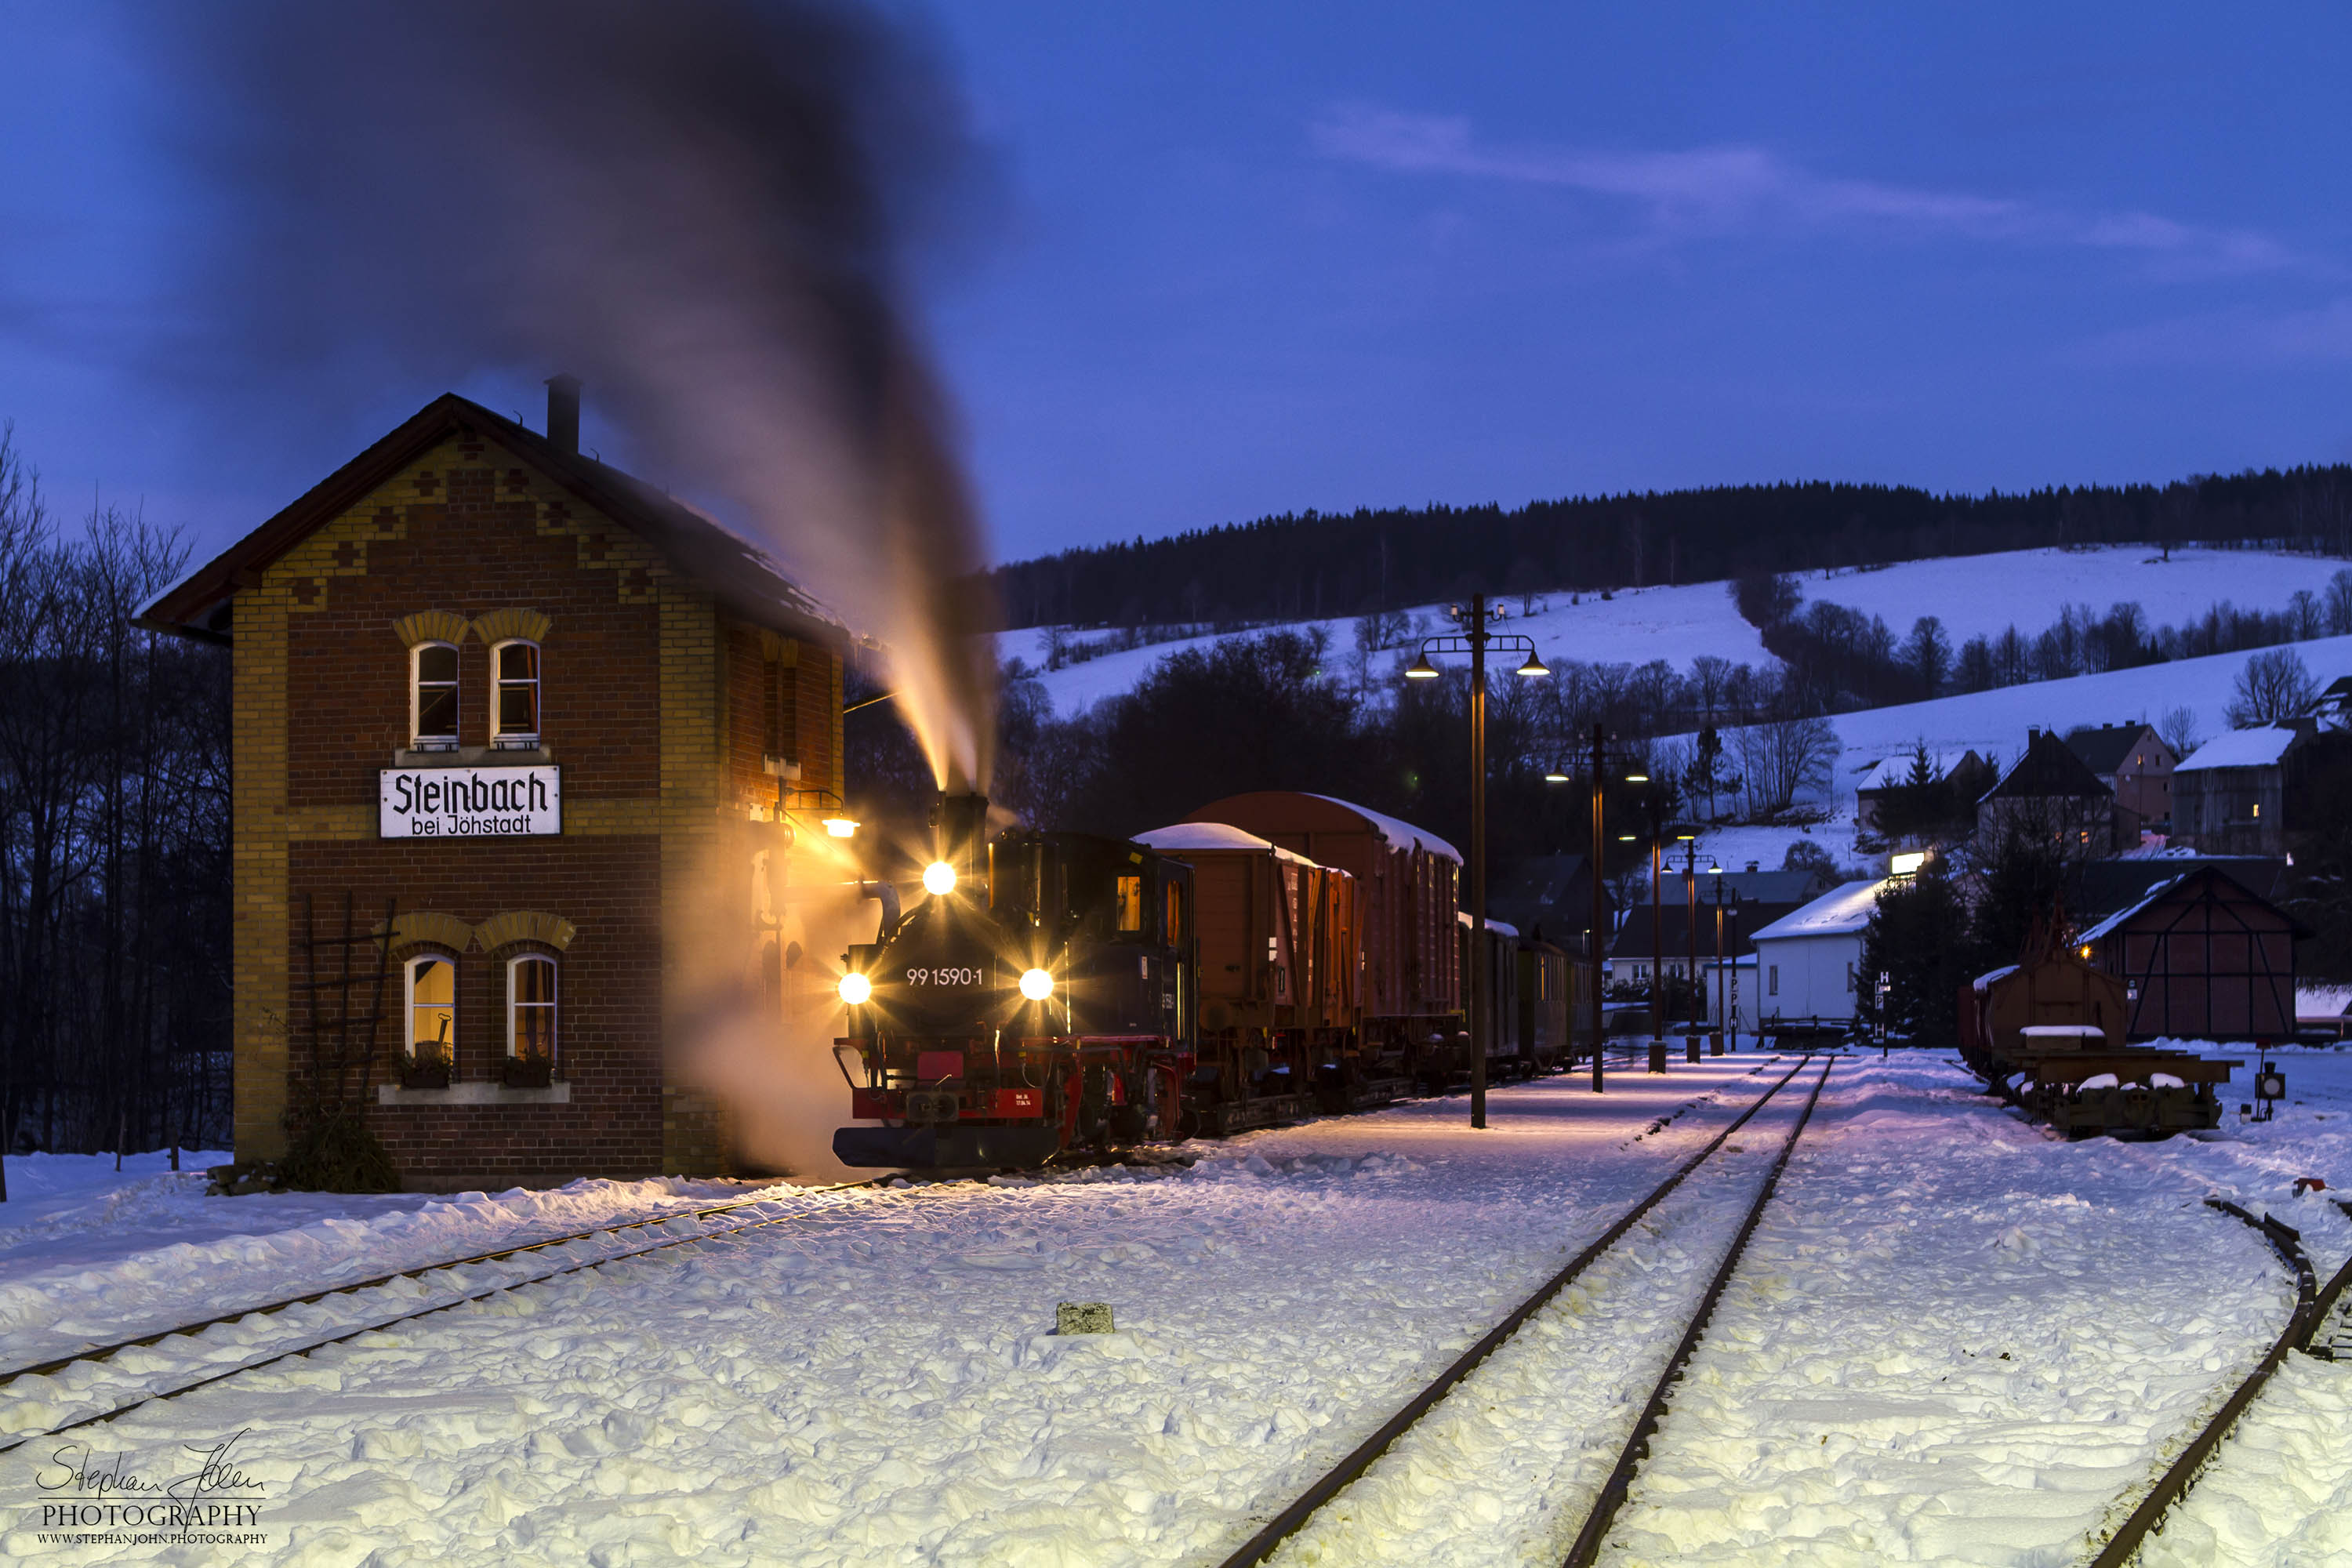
xmin=1851 ymin=748 xmax=1993 ymax=840
xmin=2063 ymin=722 xmax=2176 ymax=834
xmin=2169 ymin=720 xmax=2344 ymax=857
xmin=137 ymin=382 xmax=851 ymax=1190
xmin=2078 ymin=865 xmax=2304 ymax=1040
xmin=1975 ymin=727 xmax=2124 ymax=855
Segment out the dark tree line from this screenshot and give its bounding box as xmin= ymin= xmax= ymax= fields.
xmin=985 ymin=466 xmax=2352 ymax=632
xmin=1743 ymin=565 xmax=2352 ymax=717
xmin=0 ymin=428 xmax=231 ymax=1185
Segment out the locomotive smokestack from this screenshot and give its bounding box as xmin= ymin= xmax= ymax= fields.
xmin=933 ymin=792 xmax=989 ymax=894
xmin=545 ymin=372 xmax=582 ymax=454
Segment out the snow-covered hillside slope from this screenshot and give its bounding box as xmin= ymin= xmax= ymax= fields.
xmin=1003 ymin=546 xmax=2347 ymax=718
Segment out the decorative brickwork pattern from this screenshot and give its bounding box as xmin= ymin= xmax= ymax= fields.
xmin=470 ymin=606 xmax=554 ymax=646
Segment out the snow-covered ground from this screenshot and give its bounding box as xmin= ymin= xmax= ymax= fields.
xmin=0 ymin=1153 xmax=793 ymax=1374
xmin=1004 ymin=546 xmax=2348 ymax=720
xmin=13 ymin=1047 xmax=2352 ymax=1564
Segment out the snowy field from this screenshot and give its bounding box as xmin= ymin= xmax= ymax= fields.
xmin=11 ymin=1047 xmax=2352 ymax=1563
xmin=1004 ymin=546 xmax=2348 ymax=720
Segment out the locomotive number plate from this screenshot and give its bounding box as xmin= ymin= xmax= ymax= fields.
xmin=905 ymin=967 xmax=987 ymax=987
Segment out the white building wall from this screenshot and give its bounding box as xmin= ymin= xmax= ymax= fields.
xmin=1752 ymin=932 xmax=1862 ymax=1022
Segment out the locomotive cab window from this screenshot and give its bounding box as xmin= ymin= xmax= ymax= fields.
xmin=1163 ymin=880 xmax=1183 ymax=944
xmin=491 ymin=639 xmax=541 ymax=746
xmin=411 ymin=643 xmax=459 ymax=749
xmin=1116 ymin=874 xmax=1144 ymax=934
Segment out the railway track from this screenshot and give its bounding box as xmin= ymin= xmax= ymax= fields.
xmin=1213 ymin=1051 xmax=1835 ymax=1568
xmin=0 ymin=1180 xmax=882 ymax=1456
xmin=2084 ymin=1195 xmax=2352 ymax=1566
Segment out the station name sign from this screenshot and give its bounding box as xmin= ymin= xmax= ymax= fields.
xmin=379 ymin=765 xmax=561 ymax=838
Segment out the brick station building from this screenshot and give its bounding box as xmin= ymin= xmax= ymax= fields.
xmin=139 ymin=382 xmax=849 ymax=1189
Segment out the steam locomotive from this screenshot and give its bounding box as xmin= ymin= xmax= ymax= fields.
xmin=829 ymin=792 xmax=1573 ymax=1170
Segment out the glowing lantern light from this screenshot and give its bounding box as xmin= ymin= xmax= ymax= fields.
xmin=837 ymin=972 xmax=872 ymax=1005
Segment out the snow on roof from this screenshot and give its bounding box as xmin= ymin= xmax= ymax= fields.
xmin=2078 ymin=875 xmax=2187 ymax=945
xmin=2176 ymin=725 xmax=2301 ymax=771
xmin=1855 ymin=750 xmax=1976 ymax=791
xmin=1131 ymin=822 xmax=1319 ymax=867
xmin=1457 ymin=909 xmax=1520 ymax=937
xmin=1749 ymin=878 xmax=1889 ymax=942
xmin=2297 ymin=984 xmax=2352 ymax=1022
xmin=1973 ymin=963 xmax=2020 ymax=993
xmin=1301 ymin=795 xmax=1462 ymax=863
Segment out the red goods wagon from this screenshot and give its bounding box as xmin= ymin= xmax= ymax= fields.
xmin=1134 ymin=822 xmax=1377 ymax=1124
xmin=1185 ymin=793 xmax=1463 ymax=1082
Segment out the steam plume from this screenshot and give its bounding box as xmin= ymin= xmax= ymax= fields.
xmin=158 ymin=0 xmax=997 ymax=789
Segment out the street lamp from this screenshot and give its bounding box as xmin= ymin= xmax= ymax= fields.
xmin=1548 ymin=728 xmax=1653 ymax=1093
xmin=1408 ymin=592 xmax=1547 ymax=1130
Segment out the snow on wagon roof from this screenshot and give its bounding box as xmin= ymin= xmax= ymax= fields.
xmin=1748 ymin=877 xmax=1890 ymax=942
xmin=2176 ymin=725 xmax=2301 ymax=771
xmin=1301 ymin=795 xmax=1463 ymax=863
xmin=1131 ymin=822 xmax=1320 ymax=867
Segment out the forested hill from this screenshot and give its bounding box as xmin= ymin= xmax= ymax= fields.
xmin=985 ymin=466 xmax=2352 ymax=630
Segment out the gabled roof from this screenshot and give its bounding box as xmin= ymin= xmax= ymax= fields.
xmin=2064 ymin=724 xmax=2162 ymax=777
xmin=1981 ymin=728 xmax=2114 ymax=803
xmin=2176 ymin=724 xmax=2303 ymax=772
xmin=2076 ymin=855 xmax=2286 ymax=923
xmin=2077 ymin=863 xmax=2313 ymax=944
xmin=136 ymin=393 xmax=846 ymax=649
xmin=1750 ymin=878 xmax=1889 ymax=942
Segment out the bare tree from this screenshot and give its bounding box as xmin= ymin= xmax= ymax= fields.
xmin=1736 ymin=714 xmax=1841 ymax=818
xmin=2158 ymin=706 xmax=2202 ymax=760
xmin=2227 ymin=647 xmax=2320 ymax=728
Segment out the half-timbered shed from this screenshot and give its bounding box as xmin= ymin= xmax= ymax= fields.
xmin=137 ymin=383 xmax=851 ymax=1189
xmin=2080 ymin=865 xmax=2308 ymax=1041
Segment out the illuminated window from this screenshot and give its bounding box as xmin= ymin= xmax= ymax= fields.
xmin=412 ymin=643 xmax=459 ymax=748
xmin=492 ymin=640 xmax=541 ymax=743
xmin=407 ymin=956 xmax=455 ymax=1060
xmin=1164 ymin=881 xmax=1182 ymax=942
xmin=1116 ymin=875 xmax=1144 ymax=932
xmin=507 ymin=955 xmax=557 ymax=1066
xmin=2253 ymin=802 xmax=2262 ymax=819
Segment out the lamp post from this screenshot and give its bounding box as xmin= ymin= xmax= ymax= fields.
xmin=1545 ymin=724 xmax=1621 ymax=1092
xmin=1683 ymin=837 xmax=1701 ymax=1062
xmin=1405 ymin=593 xmax=1547 ymax=1130
xmin=1709 ymin=862 xmax=1726 ymax=1054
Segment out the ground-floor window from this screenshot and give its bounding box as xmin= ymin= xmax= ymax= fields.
xmin=1768 ymin=964 xmax=1780 ymax=996
xmin=406 ymin=955 xmax=455 ymax=1058
xmin=508 ymin=954 xmax=558 ymax=1070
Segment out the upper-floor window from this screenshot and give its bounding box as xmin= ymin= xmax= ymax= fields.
xmin=412 ymin=643 xmax=459 ymax=749
xmin=492 ymin=640 xmax=541 ymax=744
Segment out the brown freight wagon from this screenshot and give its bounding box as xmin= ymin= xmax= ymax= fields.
xmin=1959 ymin=950 xmax=2227 ymax=1135
xmin=1133 ymin=823 xmax=1381 ymax=1126
xmin=1187 ymin=793 xmax=1463 ymax=1069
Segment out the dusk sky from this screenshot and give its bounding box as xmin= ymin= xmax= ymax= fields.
xmin=2 ymin=2 xmax=2348 ymax=568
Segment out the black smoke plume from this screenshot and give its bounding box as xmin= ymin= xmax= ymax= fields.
xmin=159 ymin=0 xmax=998 ymax=789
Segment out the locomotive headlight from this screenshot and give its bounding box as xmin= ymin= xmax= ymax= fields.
xmin=837 ymin=972 xmax=873 ymax=1005
xmin=922 ymin=861 xmax=957 ymax=897
xmin=1018 ymin=967 xmax=1054 ymax=1001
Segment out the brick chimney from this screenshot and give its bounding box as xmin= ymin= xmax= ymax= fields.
xmin=545 ymin=373 xmax=583 ymax=454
